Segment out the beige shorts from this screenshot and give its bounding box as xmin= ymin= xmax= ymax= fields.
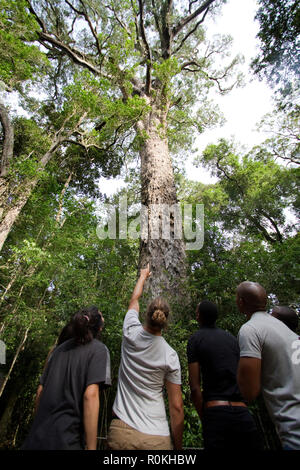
xmin=107 ymin=418 xmax=173 ymax=450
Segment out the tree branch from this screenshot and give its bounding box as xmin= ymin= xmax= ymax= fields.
xmin=151 ymin=0 xmax=162 ymax=41
xmin=40 ymin=112 xmax=88 ymax=168
xmin=260 ymin=210 xmax=283 ymax=243
xmin=27 ymin=1 xmax=110 ymax=78
xmin=189 ymin=0 xmax=199 ymax=13
xmin=173 ymin=6 xmax=210 ymax=55
xmin=181 ymin=60 xmax=236 ymax=93
xmin=271 ymin=146 xmax=300 ymax=165
xmin=181 ymin=60 xmax=202 ymax=71
xmin=172 ymin=0 xmax=216 ymax=37
xmin=56 ymin=171 xmax=73 ymax=224
xmin=160 ymin=0 xmax=174 ymax=59
xmin=105 ymin=3 xmax=132 ymax=37
xmin=39 ymin=31 xmax=103 ymax=75
xmin=248 ymin=214 xmax=277 ymax=244
xmin=65 ymin=0 xmax=103 ymax=57
xmin=65 ymin=122 xmax=124 ymax=154
xmin=26 ymin=0 xmax=47 ymax=32
xmin=138 ymin=0 xmax=152 ymax=94
xmin=130 ymin=0 xmax=144 ymax=56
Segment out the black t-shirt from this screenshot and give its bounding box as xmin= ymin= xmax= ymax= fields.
xmin=22 ymin=338 xmax=111 ymax=450
xmin=187 ymin=326 xmax=244 ymax=403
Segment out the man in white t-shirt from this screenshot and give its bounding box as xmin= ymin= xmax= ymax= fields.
xmin=107 ymin=264 xmax=184 ymax=450
xmin=236 ymin=281 xmax=300 ymax=450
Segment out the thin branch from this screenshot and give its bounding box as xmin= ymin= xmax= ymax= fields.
xmin=64 ymin=0 xmax=83 ymax=16
xmin=40 ymin=31 xmax=102 ymax=75
xmin=65 ymin=123 xmax=124 ymax=153
xmin=105 ymin=4 xmax=132 ymax=37
xmin=189 ymin=0 xmax=199 ymax=14
xmin=271 ymin=147 xmax=300 ymax=165
xmin=181 ymin=60 xmax=202 ymax=71
xmin=181 ymin=60 xmax=236 ymax=93
xmin=260 ymin=210 xmax=283 ymax=243
xmin=67 ymin=16 xmax=77 ymax=36
xmin=56 ymin=172 xmax=73 ymax=224
xmin=173 ymin=6 xmax=210 ymax=55
xmin=172 ymin=0 xmax=216 ymax=37
xmin=26 ymin=0 xmax=47 ymax=32
xmin=151 ymin=0 xmax=162 ymax=40
xmin=98 ymin=27 xmax=115 ymax=72
xmin=54 ymin=111 xmax=77 ymax=139
xmin=27 ymin=1 xmax=109 ymax=78
xmin=40 ymin=112 xmax=88 ymax=168
xmin=248 ymin=214 xmax=277 ymax=244
xmin=0 ymin=326 xmax=31 ymax=399
xmin=130 ymin=0 xmax=148 ymax=60
xmin=203 ymin=76 xmax=231 ymax=94
xmin=79 ymin=1 xmax=102 ymax=56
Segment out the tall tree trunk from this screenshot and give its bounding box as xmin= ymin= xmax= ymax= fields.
xmin=0 ymin=178 xmax=41 ymax=252
xmin=0 ymin=113 xmax=86 ymax=252
xmin=0 ymin=142 xmax=59 ymax=252
xmin=0 ymin=98 xmax=14 ymax=177
xmin=137 ymin=103 xmax=187 ymax=304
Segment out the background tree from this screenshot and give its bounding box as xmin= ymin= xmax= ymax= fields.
xmin=251 ymin=0 xmax=300 ymax=91
xmin=194 ymin=138 xmax=298 ymax=244
xmin=254 ymin=88 xmax=300 ymax=166
xmin=251 ymin=0 xmax=299 ymax=174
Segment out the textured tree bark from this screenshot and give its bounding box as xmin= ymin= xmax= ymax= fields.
xmin=0 ymin=99 xmax=14 ymax=177
xmin=0 ymin=178 xmax=40 ymax=252
xmin=137 ymin=103 xmax=187 ymax=305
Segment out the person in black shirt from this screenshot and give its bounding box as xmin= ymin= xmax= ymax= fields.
xmin=21 ymin=306 xmax=111 ymax=450
xmin=187 ymin=300 xmax=262 ymax=450
xmin=271 ymin=305 xmax=299 ymax=333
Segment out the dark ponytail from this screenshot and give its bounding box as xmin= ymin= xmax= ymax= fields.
xmin=57 ymin=322 xmax=74 ymax=346
xmin=71 ymin=306 xmax=103 ymax=345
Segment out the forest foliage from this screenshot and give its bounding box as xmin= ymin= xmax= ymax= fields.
xmin=0 ymin=0 xmax=299 ymax=449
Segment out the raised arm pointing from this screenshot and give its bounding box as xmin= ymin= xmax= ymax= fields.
xmin=128 ymin=263 xmax=152 ymax=312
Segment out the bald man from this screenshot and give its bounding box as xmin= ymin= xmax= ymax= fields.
xmin=236 ymin=281 xmax=300 ymax=450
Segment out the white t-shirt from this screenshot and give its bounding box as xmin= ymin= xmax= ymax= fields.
xmin=238 ymin=311 xmax=300 ymax=449
xmin=113 ymin=309 xmax=182 ymax=436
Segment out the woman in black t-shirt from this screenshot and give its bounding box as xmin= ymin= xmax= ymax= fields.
xmin=22 ymin=306 xmax=111 ymax=450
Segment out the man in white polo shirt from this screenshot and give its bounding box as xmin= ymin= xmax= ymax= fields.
xmin=236 ymin=281 xmax=300 ymax=450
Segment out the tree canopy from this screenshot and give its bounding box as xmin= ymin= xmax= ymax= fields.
xmin=252 ymin=0 xmax=300 ymax=90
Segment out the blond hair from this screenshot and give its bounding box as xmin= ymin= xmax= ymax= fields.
xmin=146 ymin=297 xmax=170 ymax=329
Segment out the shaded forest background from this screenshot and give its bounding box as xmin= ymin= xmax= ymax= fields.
xmin=0 ymin=0 xmax=299 ymax=449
